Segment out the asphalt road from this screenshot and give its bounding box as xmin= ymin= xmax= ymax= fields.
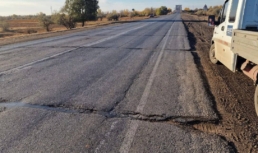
xmin=0 ymin=14 xmax=234 ymax=152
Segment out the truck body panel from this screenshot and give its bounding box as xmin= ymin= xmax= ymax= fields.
xmin=232 ymin=30 xmax=258 ymax=64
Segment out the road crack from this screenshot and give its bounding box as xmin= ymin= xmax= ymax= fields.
xmin=107 ymin=49 xmax=156 ymax=113
xmin=0 ymin=98 xmax=8 ymax=103
xmin=0 ymin=101 xmax=218 ymax=123
xmin=1 ymin=101 xmax=238 ymax=151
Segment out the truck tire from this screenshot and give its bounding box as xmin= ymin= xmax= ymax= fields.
xmin=209 ymin=44 xmax=218 ymax=64
xmin=255 ymin=86 xmax=258 ymax=116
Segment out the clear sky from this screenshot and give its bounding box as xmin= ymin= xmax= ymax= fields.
xmin=0 ymin=0 xmax=225 ymax=16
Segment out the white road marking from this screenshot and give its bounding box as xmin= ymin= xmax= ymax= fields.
xmin=119 ymin=21 xmax=175 ymax=153
xmin=94 ymin=121 xmax=119 ymax=153
xmin=0 ymin=48 xmax=79 ymax=75
xmin=0 ymin=23 xmax=149 ymax=75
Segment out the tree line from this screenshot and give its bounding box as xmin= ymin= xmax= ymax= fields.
xmin=184 ymin=5 xmax=223 ymax=17
xmin=34 ymin=4 xmax=172 ymax=31
xmin=1 ymin=0 xmax=99 ymax=32
xmin=31 ymin=0 xmax=99 ymax=31
xmin=0 ymin=0 xmax=172 ymax=32
xmin=98 ymin=6 xmax=172 ymax=21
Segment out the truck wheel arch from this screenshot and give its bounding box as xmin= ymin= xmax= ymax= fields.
xmin=255 ymin=86 xmax=258 ymax=116
xmin=209 ymin=44 xmax=218 ymax=64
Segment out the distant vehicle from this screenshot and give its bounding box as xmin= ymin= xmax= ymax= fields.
xmin=210 ymin=0 xmax=258 ymax=115
xmin=175 ymin=5 xmax=182 ymax=13
xmin=149 ymin=15 xmax=154 ymax=18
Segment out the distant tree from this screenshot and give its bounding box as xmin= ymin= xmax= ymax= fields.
xmin=112 ymin=10 xmax=120 ymax=21
xmin=156 ymin=8 xmax=162 ymax=16
xmin=118 ymin=10 xmax=123 ymax=17
xmin=134 ymin=11 xmax=139 ymax=16
xmin=195 ymin=10 xmax=204 ymax=16
xmin=155 ymin=6 xmax=169 ymax=15
xmin=62 ymin=0 xmax=99 ymax=27
xmin=167 ymin=8 xmax=172 ymax=13
xmin=143 ymin=8 xmax=151 ymax=16
xmin=97 ymin=9 xmax=105 ymax=21
xmin=120 ymin=9 xmax=130 ymax=17
xmin=160 ymin=6 xmax=168 ymax=15
xmin=129 ymin=11 xmax=134 ymax=18
xmin=206 ymin=5 xmax=223 ymax=16
xmin=37 ymin=12 xmax=53 ymax=32
xmin=184 ymin=7 xmax=190 ymax=11
xmin=131 ymin=9 xmax=136 ymax=18
xmin=12 ymin=14 xmax=18 ymax=20
xmin=52 ymin=12 xmax=76 ymax=29
xmin=0 ymin=21 xmax=9 ymax=32
xmin=106 ymin=10 xmax=119 ymax=21
xmin=137 ymin=10 xmax=146 ymax=17
xmin=121 ymin=9 xmax=134 ymax=18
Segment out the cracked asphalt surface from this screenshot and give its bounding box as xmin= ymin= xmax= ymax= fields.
xmin=0 ymin=14 xmax=234 ymax=152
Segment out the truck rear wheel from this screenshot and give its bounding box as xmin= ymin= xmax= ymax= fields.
xmin=255 ymin=86 xmax=258 ymax=116
xmin=209 ymin=44 xmax=218 ymax=64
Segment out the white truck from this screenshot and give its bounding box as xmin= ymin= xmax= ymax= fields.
xmin=210 ymin=0 xmax=258 ymax=115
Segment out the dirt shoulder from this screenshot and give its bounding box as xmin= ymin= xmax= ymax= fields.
xmin=182 ymin=13 xmax=258 ymax=153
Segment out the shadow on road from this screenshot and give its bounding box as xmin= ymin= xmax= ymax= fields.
xmin=182 ymin=19 xmax=222 ymax=122
xmin=182 ymin=23 xmax=197 ymax=51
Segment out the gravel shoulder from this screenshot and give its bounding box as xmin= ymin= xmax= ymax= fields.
xmin=182 ymin=13 xmax=258 ymax=153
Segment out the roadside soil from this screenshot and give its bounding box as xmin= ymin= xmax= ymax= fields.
xmin=182 ymin=13 xmax=258 ymax=153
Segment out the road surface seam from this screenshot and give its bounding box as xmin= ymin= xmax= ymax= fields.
xmin=0 ymin=101 xmax=227 ymax=149
xmin=107 ymin=49 xmax=155 ymax=113
xmin=119 ymin=19 xmax=176 ymax=153
xmin=0 ymin=16 xmax=177 ymax=75
xmin=107 ymin=23 xmax=172 ymax=113
xmin=0 ymin=23 xmax=150 ymax=76
xmin=0 ymin=101 xmax=217 ymax=123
